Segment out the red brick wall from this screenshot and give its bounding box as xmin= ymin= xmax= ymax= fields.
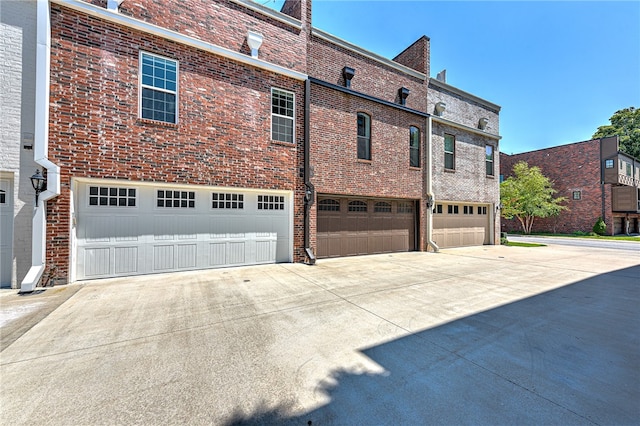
xmin=499 ymin=140 xmax=613 ymax=234
xmin=85 ymin=0 xmax=309 ymax=73
xmin=308 ymin=36 xmax=428 ymax=112
xmin=47 ymin=5 xmax=307 ymax=280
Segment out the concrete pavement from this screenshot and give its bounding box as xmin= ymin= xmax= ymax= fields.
xmin=1 ymin=243 xmax=639 ymax=425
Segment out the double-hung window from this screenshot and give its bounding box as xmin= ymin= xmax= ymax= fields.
xmin=357 ymin=113 xmax=371 ymax=160
xmin=410 ymin=126 xmax=420 ymax=168
xmin=486 ymin=145 xmax=494 ymax=176
xmin=272 ymin=88 xmax=294 ymax=143
xmin=140 ymin=52 xmax=178 ymax=124
xmin=444 ymin=134 xmax=455 ymax=170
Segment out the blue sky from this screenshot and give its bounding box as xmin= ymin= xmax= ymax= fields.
xmin=263 ymin=0 xmax=640 ymax=155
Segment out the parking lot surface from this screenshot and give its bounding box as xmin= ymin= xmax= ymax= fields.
xmin=1 ymin=243 xmax=639 ymax=425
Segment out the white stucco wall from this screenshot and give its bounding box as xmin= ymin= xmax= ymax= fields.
xmin=1 ymin=0 xmax=38 ymax=288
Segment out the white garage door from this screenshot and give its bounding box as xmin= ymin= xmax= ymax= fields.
xmin=75 ymin=182 xmax=292 ymax=280
xmin=432 ymin=203 xmax=491 ymax=248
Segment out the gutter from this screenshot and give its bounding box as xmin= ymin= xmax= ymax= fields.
xmin=21 ymin=0 xmax=62 ymax=292
xmin=303 ymin=79 xmax=316 ymax=264
xmin=426 ymin=116 xmax=439 ymax=253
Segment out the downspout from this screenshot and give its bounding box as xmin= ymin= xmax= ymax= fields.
xmin=426 ymin=115 xmax=439 ymax=252
xmin=21 ymin=0 xmax=61 ymax=292
xmin=303 ymin=78 xmax=316 ymax=264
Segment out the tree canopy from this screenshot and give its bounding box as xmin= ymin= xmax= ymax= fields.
xmin=593 ymin=107 xmax=640 ymax=159
xmin=500 ymin=161 xmax=567 ymax=234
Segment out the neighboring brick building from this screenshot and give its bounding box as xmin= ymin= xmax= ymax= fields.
xmin=500 ymin=136 xmax=640 ymax=235
xmin=5 ymin=0 xmax=502 ymax=290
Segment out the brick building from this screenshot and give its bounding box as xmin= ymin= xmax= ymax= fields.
xmin=500 ymin=136 xmax=640 ymax=235
xmin=2 ymin=0 xmax=501 ymax=290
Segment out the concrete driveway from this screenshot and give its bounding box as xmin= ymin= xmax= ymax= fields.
xmin=1 ymin=244 xmax=639 ymax=425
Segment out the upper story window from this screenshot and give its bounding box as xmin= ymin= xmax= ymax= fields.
xmin=410 ymin=126 xmax=420 ymax=168
xmin=486 ymin=145 xmax=494 ymax=176
xmin=140 ymin=52 xmax=178 ymax=124
xmin=444 ymin=134 xmax=455 ymax=170
xmin=357 ymin=113 xmax=371 ymax=160
xmin=271 ymin=88 xmax=294 ymax=143
xmin=572 ymin=191 xmax=582 ymax=200
xmin=605 ymin=159 xmax=614 ymax=169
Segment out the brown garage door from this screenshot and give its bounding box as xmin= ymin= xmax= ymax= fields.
xmin=432 ymin=203 xmax=490 ymax=248
xmin=317 ymin=197 xmax=416 ymax=258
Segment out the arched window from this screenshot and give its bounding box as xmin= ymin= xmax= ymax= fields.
xmin=318 ymin=199 xmax=340 ymax=211
xmin=374 ymin=202 xmax=392 ymax=213
xmin=357 ymin=113 xmax=371 ymax=160
xmin=409 ymin=126 xmax=420 ymax=167
xmin=348 ymin=200 xmax=367 ymax=212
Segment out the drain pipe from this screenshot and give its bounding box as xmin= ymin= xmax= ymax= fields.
xmin=303 ymin=78 xmax=316 ymax=264
xmin=21 ymin=0 xmax=61 ymax=292
xmin=426 ymin=115 xmax=439 ymax=253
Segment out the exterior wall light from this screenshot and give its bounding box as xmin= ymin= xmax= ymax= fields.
xmin=496 ymin=202 xmax=503 ymax=212
xmin=247 ymin=31 xmax=263 ymax=58
xmin=30 ymin=169 xmax=46 ymax=207
xmin=479 ymin=117 xmax=489 ymax=130
xmin=434 ymin=102 xmax=446 ymax=116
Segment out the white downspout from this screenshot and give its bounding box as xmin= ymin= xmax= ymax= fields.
xmin=426 ymin=116 xmax=439 ymax=253
xmin=20 ymin=0 xmax=61 ymax=292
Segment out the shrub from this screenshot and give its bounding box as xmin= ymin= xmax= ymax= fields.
xmin=592 ymin=217 xmax=607 ymax=236
xmin=500 ymin=232 xmax=509 ymax=245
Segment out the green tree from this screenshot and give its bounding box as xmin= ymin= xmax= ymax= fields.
xmin=593 ymin=107 xmax=640 ymax=159
xmin=500 ymin=161 xmax=568 ymax=234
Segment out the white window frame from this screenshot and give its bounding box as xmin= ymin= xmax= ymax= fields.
xmin=139 ymin=51 xmax=179 ymax=124
xmin=271 ymin=88 xmax=295 ymax=143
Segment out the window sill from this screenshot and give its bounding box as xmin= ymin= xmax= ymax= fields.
xmin=271 ymin=140 xmax=297 ymax=147
xmin=409 ymin=166 xmax=421 ymax=171
xmin=486 ymin=175 xmax=495 ymax=179
xmin=357 ymin=159 xmax=372 ymax=164
xmin=444 ymin=168 xmax=455 ymax=173
xmin=137 ymin=118 xmax=178 ymax=128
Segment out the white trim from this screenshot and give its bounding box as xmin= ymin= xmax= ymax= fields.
xmin=230 ymin=0 xmax=302 ymax=29
xmin=51 ymin=0 xmax=307 ymax=81
xmin=432 ymin=116 xmax=502 ymax=141
xmin=312 ymin=28 xmax=426 ymax=81
xmin=21 ymin=0 xmax=62 ymax=292
xmin=271 ymin=87 xmax=296 ymax=144
xmin=139 ymin=51 xmax=179 ymax=124
xmin=429 ymin=77 xmax=501 ymax=112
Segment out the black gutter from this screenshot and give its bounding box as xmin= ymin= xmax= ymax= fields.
xmin=303 ymin=78 xmax=316 ymax=264
xmin=309 ymin=77 xmax=430 ymax=118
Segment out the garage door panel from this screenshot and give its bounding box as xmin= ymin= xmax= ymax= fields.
xmin=76 ymin=184 xmax=291 ymax=280
xmin=114 ymin=246 xmax=138 ymax=274
xmin=433 ymin=204 xmax=491 ymax=248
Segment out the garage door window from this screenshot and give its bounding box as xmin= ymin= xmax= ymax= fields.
xmin=89 ymin=186 xmax=136 ymax=207
xmin=374 ymin=202 xmax=392 ymax=212
xmin=0 ymin=190 xmax=5 ymax=204
xmin=448 ymin=205 xmax=459 ymax=214
xmin=157 ymin=190 xmax=195 ymax=208
xmin=318 ymin=199 xmax=340 ymax=211
xmin=477 ymin=206 xmax=487 ymax=215
xmin=464 ymin=205 xmax=474 ymax=214
xmin=348 ymin=200 xmax=367 ymax=212
xmin=212 ymin=193 xmax=244 ymax=209
xmin=258 ymin=195 xmax=285 ymax=210
xmin=398 ymin=202 xmax=413 ymax=213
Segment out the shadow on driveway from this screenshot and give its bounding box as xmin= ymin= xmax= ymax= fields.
xmin=226 ymin=265 xmax=640 ymax=425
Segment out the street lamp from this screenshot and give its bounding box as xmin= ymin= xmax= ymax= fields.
xmin=30 ymin=169 xmax=46 ymax=206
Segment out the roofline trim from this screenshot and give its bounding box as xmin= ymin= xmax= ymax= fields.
xmin=429 ymin=77 xmax=501 ymax=111
xmin=52 ymin=0 xmax=308 ymax=81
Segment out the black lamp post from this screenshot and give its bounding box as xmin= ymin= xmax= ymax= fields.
xmin=30 ymin=169 xmax=46 ymax=206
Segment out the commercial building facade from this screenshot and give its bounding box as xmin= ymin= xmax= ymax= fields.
xmin=1 ymin=0 xmax=501 ymax=290
xmin=500 ymin=136 xmax=640 ymax=235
